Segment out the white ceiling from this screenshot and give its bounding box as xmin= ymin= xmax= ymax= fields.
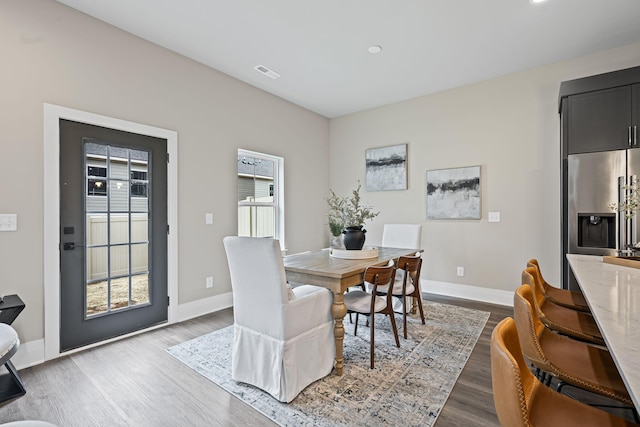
xmin=56 ymin=0 xmax=640 ymax=118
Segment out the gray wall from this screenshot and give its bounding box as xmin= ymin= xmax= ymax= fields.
xmin=0 ymin=0 xmax=329 ymax=343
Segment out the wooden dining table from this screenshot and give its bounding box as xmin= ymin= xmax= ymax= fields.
xmin=283 ymin=246 xmax=420 ymax=375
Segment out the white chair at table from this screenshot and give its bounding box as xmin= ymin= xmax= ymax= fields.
xmin=223 ymin=236 xmax=335 ymax=403
xmin=380 ymin=224 xmax=422 ymax=312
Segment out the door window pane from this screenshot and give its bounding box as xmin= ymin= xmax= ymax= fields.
xmin=110 ymin=245 xmax=129 ymax=277
xmin=110 ymin=276 xmax=131 ymax=311
xmin=84 ymin=142 xmax=152 ymax=318
xmin=110 ymin=214 xmax=129 ymax=245
xmin=131 ymin=213 xmax=148 ymax=242
xmin=110 ymin=181 xmax=129 ymax=211
xmin=86 ymin=246 xmax=108 ymax=282
xmin=86 ymin=214 xmax=107 ymax=246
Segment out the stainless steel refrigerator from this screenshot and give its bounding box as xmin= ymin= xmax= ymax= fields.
xmin=566 ymin=150 xmax=640 ymax=288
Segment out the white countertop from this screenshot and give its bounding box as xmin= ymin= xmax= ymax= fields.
xmin=566 ymin=254 xmax=640 ymax=408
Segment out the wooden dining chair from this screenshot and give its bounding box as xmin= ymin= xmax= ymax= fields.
xmin=375 ymin=253 xmax=425 ymax=339
xmin=491 ymin=317 xmax=637 ymax=427
xmin=343 ymin=261 xmax=400 ymax=369
xmin=527 ymin=258 xmax=590 ymax=313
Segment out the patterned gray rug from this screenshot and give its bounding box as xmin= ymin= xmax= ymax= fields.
xmin=166 ymin=301 xmax=489 ymax=426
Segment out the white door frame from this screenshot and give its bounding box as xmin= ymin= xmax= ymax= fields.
xmin=43 ymin=103 xmax=178 ymax=361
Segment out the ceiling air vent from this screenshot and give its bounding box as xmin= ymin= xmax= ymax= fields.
xmin=254 ymin=65 xmax=281 ymax=80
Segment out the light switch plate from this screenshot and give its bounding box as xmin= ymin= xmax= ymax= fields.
xmin=488 ymin=212 xmax=501 ymax=223
xmin=0 ymin=214 xmax=17 ymax=231
xmin=205 ymin=213 xmax=213 ymax=225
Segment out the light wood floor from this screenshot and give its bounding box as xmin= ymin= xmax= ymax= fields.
xmin=1 ymin=295 xmax=512 ymax=426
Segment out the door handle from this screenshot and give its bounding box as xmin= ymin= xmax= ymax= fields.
xmin=63 ymin=242 xmax=84 ymax=251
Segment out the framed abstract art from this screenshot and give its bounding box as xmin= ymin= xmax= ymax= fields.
xmin=426 ymin=166 xmax=481 ymax=220
xmin=365 ymin=143 xmax=407 ymax=191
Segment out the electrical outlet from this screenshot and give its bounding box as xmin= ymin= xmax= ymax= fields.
xmin=0 ymin=214 xmax=17 ymax=232
xmin=488 ymin=212 xmax=501 ymax=222
xmin=457 ymin=266 xmax=464 ymax=277
xmin=206 ymin=276 xmax=214 ymax=288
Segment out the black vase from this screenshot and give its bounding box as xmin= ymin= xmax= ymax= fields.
xmin=342 ymin=226 xmax=366 ymax=250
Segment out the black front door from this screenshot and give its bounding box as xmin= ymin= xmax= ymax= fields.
xmin=59 ymin=119 xmax=168 ymax=352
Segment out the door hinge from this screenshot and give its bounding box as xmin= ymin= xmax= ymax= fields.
xmin=167 ymin=296 xmax=170 ymax=306
xmin=167 ymin=224 xmax=170 ymax=235
xmin=166 ymin=153 xmax=170 ymax=163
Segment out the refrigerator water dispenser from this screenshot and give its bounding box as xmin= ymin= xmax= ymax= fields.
xmin=577 ymin=213 xmax=616 ymax=249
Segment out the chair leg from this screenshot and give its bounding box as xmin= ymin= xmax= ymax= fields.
xmin=403 ymin=297 xmax=408 ymax=340
xmin=415 ymin=293 xmax=425 ymax=324
xmin=370 ymin=314 xmax=375 ymax=369
xmin=354 ymin=313 xmax=359 ymax=336
xmin=388 ymin=312 xmax=400 ymax=348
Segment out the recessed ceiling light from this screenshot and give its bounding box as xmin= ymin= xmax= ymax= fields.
xmin=368 ymin=45 xmax=382 ymax=54
xmin=254 ymin=65 xmax=281 ymax=79
xmin=530 ymin=0 xmax=547 ymax=3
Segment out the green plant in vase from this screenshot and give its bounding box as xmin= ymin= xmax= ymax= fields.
xmin=327 ymin=181 xmax=379 ymax=250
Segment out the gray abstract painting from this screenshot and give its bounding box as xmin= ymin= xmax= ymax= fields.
xmin=365 ymin=144 xmax=407 ymax=191
xmin=426 ymin=166 xmax=481 ymax=219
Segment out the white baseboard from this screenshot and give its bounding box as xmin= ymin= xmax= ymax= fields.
xmin=13 ymin=338 xmax=45 ymax=370
xmin=422 ymin=279 xmax=514 ymax=307
xmin=176 ymin=291 xmax=234 ymax=322
xmin=14 ymin=292 xmax=234 ymax=370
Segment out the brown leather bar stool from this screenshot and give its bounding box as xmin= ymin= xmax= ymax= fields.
xmin=527 ymin=259 xmax=590 ymax=313
xmin=513 ymin=284 xmax=633 ymax=407
xmin=491 ymin=317 xmax=638 ymax=427
xmin=523 ymin=267 xmax=605 ymax=346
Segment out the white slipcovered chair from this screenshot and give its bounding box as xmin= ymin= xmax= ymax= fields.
xmin=381 ymin=224 xmax=422 ymax=311
xmin=223 ymin=236 xmax=335 ymax=403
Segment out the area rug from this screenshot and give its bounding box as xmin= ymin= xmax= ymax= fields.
xmin=166 ymin=301 xmax=489 ymax=426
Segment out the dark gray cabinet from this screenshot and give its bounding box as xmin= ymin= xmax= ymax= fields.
xmin=566 ymin=86 xmax=634 ymax=154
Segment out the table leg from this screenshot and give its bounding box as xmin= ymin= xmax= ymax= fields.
xmin=330 ymin=292 xmax=347 ymax=376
